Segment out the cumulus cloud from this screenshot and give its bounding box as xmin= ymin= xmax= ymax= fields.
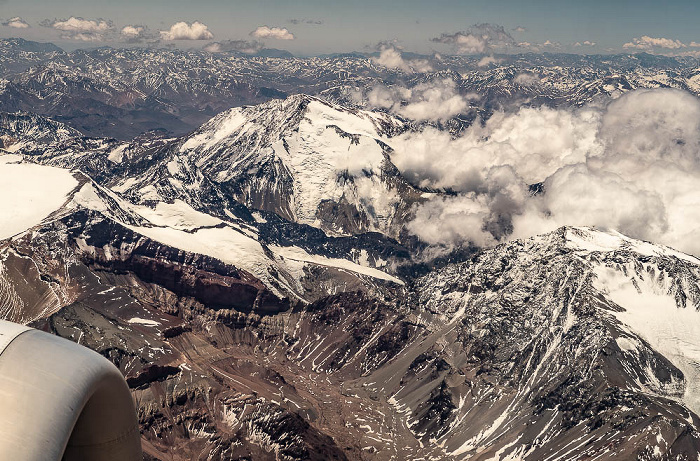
xmin=119 ymin=25 xmax=154 ymax=43
xmin=160 ymin=21 xmax=213 ymax=40
xmin=513 ymin=26 xmax=527 ymax=33
xmin=391 ymin=88 xmax=700 ymax=256
xmin=250 ymin=26 xmax=294 ymax=40
xmin=391 ymin=104 xmax=599 ymax=190
xmin=573 ymin=40 xmax=596 ymax=47
xmin=120 ymin=25 xmax=143 ymax=39
xmin=541 ymin=40 xmax=562 ymax=50
xmin=373 ymin=47 xmax=410 ymax=71
xmin=46 ymin=17 xmax=112 ymax=41
xmin=623 ymin=36 xmax=685 ymax=50
xmin=3 ymin=17 xmax=29 ymax=29
xmin=364 ymin=79 xmax=469 ymax=121
xmin=477 ymin=55 xmax=499 ymax=67
xmin=535 ymin=164 xmax=669 ymax=240
xmin=431 ymin=23 xmax=516 ymax=54
xmin=514 ymin=72 xmax=539 ymax=86
xmin=514 ymin=40 xmax=566 ymax=53
xmin=399 ymin=81 xmax=469 ymax=121
xmin=204 ymin=40 xmax=263 ymax=54
xmin=372 ymin=46 xmax=432 ymax=73
xmin=406 ymin=194 xmax=498 ymax=247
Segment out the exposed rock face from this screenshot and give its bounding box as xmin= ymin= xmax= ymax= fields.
xmin=14 ymin=216 xmax=700 ymax=460
xmin=109 ymin=94 xmax=421 ymax=238
xmin=0 ymin=88 xmax=700 ymax=459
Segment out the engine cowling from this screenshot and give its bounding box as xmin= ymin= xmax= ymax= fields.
xmin=0 ymin=319 xmax=142 ymax=460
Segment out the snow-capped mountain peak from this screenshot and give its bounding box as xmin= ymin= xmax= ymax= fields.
xmin=113 ymin=94 xmax=421 ymax=237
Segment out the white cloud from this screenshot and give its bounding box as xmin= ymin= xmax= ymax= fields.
xmin=392 ymin=88 xmax=700 ymax=256
xmin=431 ymin=23 xmax=516 ymax=54
xmin=120 ymin=25 xmax=144 ymax=40
xmin=573 ymin=40 xmax=596 ymax=47
xmin=450 ymin=33 xmax=487 ymax=54
xmin=69 ymin=34 xmax=103 ymax=42
xmin=541 ymin=40 xmax=562 ymax=49
xmin=160 ymin=21 xmax=213 ymax=41
xmin=119 ymin=25 xmax=157 ymax=43
xmin=204 ymin=40 xmax=263 ymax=54
xmin=372 ymin=46 xmax=432 ymax=73
xmin=537 ymin=164 xmax=669 ymax=242
xmin=52 ymin=17 xmax=111 ymax=33
xmin=399 ymin=82 xmax=468 ymax=121
xmin=623 ymin=36 xmax=686 ymax=50
xmin=49 ymin=17 xmax=112 ymax=41
xmin=477 ymin=55 xmax=499 ymax=67
xmin=514 ymin=72 xmax=539 ymax=86
xmin=373 ymin=47 xmax=410 ymax=71
xmin=407 ymin=194 xmax=497 ymax=247
xmin=391 ymin=104 xmax=599 ymax=191
xmin=3 ymin=17 xmax=29 ymax=29
xmin=120 ymin=26 xmax=144 ymax=39
xmin=250 ymin=26 xmax=294 ymax=40
xmin=364 ymin=79 xmax=469 ymax=122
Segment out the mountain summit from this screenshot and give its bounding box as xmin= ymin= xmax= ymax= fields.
xmin=174 ymin=94 xmax=415 ymax=236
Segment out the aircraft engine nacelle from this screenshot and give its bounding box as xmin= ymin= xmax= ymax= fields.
xmin=0 ymin=320 xmax=142 ymax=460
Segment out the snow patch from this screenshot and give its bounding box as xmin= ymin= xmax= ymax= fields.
xmin=567 ymin=227 xmax=700 ymax=265
xmin=180 ymin=110 xmax=248 ymax=152
xmin=0 ymin=154 xmax=23 ymax=164
xmin=133 ymin=200 xmax=222 ymax=230
xmin=269 ymin=244 xmax=404 ymax=285
xmin=107 ymin=144 xmax=128 ymax=163
xmin=594 ymin=264 xmax=700 ymax=414
xmin=127 ymin=317 xmax=161 ymax=326
xmin=615 ymin=336 xmax=639 ymax=353
xmin=0 ymin=162 xmax=78 ymax=240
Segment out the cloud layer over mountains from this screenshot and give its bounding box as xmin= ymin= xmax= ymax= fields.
xmin=390 ymin=88 xmax=700 ymax=256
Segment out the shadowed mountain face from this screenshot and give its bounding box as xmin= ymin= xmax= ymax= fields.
xmin=0 ymin=77 xmax=699 ymax=460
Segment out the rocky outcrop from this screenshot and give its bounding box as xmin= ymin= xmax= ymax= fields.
xmin=14 ymin=224 xmax=700 ymax=460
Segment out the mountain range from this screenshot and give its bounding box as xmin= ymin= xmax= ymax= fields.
xmin=2 ymin=38 xmax=700 ymax=139
xmin=0 ymin=38 xmax=699 ymax=460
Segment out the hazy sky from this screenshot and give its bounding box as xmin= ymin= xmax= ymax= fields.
xmin=1 ymin=0 xmax=699 ymax=55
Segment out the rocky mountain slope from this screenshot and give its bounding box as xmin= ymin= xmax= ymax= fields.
xmin=0 ymin=87 xmax=699 ymax=459
xmin=132 ymin=94 xmax=417 ymax=237
xmin=13 ymin=93 xmax=425 ymax=243
xmin=4 ymin=175 xmax=700 ymax=459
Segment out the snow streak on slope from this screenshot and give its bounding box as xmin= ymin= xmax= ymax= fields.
xmin=572 ymin=226 xmax=700 ymax=416
xmin=381 ymin=225 xmax=700 ymax=460
xmin=71 ymin=182 xmax=403 ymax=298
xmin=0 ymin=154 xmax=77 ymax=240
xmin=174 ymin=95 xmax=411 ymax=236
xmin=277 ymin=100 xmax=395 ymax=228
xmin=596 ymin=266 xmax=700 ymax=414
xmin=566 ymin=226 xmax=700 ymax=265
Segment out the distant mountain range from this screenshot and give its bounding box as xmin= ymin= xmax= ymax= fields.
xmin=1 ymin=38 xmax=700 ymax=139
